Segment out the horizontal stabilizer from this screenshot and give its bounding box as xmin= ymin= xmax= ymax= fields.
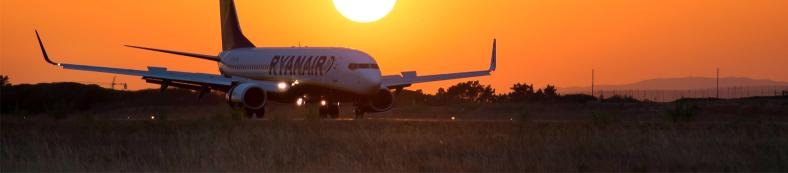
xmin=125 ymin=45 xmax=221 ymax=62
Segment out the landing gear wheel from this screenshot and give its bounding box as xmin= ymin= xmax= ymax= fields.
xmin=244 ymin=108 xmax=254 ymax=119
xmin=354 ymin=107 xmax=365 ymax=120
xmin=319 ymin=106 xmax=328 ymax=119
xmin=328 ymin=103 xmax=340 ymax=119
xmin=245 ymin=108 xmax=265 ymax=119
xmin=254 ymin=108 xmax=265 ymax=119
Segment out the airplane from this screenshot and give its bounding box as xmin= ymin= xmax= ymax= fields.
xmin=34 ymin=0 xmax=496 ymax=119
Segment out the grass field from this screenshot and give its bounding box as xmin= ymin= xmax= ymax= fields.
xmin=2 ymin=119 xmax=786 ymax=171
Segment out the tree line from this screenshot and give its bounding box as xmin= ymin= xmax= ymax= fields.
xmin=394 ymin=80 xmax=614 ymax=106
xmin=1 ymin=74 xmax=641 ymax=117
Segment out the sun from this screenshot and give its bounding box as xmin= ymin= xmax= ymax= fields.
xmin=333 ymin=0 xmax=397 ymax=23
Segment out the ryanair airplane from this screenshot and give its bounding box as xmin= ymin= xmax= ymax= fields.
xmin=35 ymin=0 xmax=496 ymax=119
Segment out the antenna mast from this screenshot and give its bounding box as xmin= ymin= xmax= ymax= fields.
xmin=591 ymin=69 xmax=595 ymax=97
xmin=716 ymin=68 xmax=720 ymax=98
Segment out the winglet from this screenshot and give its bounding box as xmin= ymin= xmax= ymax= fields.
xmin=35 ymin=30 xmax=60 ymax=66
xmin=489 ymin=38 xmax=496 ymax=72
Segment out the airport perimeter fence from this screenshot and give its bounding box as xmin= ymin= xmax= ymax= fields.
xmin=568 ymin=86 xmax=788 ymax=102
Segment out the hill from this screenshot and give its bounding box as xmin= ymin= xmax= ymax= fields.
xmin=563 ymin=77 xmax=788 ymax=92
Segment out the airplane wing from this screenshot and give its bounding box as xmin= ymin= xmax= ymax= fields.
xmin=35 ymin=30 xmax=284 ymax=92
xmin=381 ymin=39 xmax=496 ymax=89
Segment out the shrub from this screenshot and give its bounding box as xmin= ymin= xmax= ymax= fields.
xmin=602 ymin=95 xmax=640 ymax=103
xmin=666 ymin=102 xmax=699 ymax=123
xmin=560 ymin=94 xmax=597 ymax=103
xmin=516 ymin=108 xmax=530 ymax=123
xmin=591 ymin=110 xmax=620 ymax=124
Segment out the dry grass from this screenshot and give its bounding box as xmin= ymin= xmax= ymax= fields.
xmin=2 ymin=119 xmax=786 ymax=172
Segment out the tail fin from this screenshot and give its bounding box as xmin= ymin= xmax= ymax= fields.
xmin=220 ymin=0 xmax=255 ymax=51
xmin=489 ymin=38 xmax=496 ymax=71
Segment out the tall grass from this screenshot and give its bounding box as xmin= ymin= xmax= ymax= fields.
xmin=2 ymin=120 xmax=786 ymax=171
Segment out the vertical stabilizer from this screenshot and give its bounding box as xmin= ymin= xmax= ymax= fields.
xmin=489 ymin=38 xmax=496 ymax=71
xmin=220 ymin=0 xmax=255 ymax=51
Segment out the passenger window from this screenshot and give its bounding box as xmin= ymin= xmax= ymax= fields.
xmin=348 ymin=63 xmax=380 ymax=70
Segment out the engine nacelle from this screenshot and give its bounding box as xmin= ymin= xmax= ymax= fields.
xmin=363 ymin=89 xmax=394 ymax=113
xmin=227 ymin=83 xmax=268 ymax=109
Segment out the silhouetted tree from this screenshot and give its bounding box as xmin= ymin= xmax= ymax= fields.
xmin=508 ymin=82 xmax=534 ymax=102
xmin=544 ymin=84 xmax=558 ymax=97
xmin=393 ymin=89 xmax=430 ymax=106
xmin=602 ymin=95 xmax=640 ymax=103
xmin=436 ymin=87 xmax=447 ymax=96
xmin=444 ymin=80 xmax=495 ymax=103
xmin=478 ymin=85 xmax=496 ymax=103
xmin=431 ymin=87 xmax=453 ymax=105
xmin=0 ymin=75 xmax=9 ymax=87
xmin=534 ymin=89 xmax=545 ymax=100
xmin=559 ymin=94 xmax=597 ymax=103
xmin=1 ymin=82 xmax=227 ymax=116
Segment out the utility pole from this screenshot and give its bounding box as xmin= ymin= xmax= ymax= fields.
xmin=110 ymin=76 xmax=128 ymax=90
xmin=716 ymin=68 xmax=720 ymax=98
xmin=591 ymin=69 xmax=595 ymax=97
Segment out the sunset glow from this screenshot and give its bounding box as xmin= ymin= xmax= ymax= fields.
xmin=2 ymin=0 xmax=787 ymax=93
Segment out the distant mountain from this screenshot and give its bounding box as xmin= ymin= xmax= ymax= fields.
xmin=562 ymin=77 xmax=788 ymax=92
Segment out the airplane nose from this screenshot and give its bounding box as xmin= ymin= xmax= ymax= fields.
xmin=359 ymin=70 xmax=382 ymax=92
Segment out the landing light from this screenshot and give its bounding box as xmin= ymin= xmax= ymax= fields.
xmin=296 ymin=98 xmax=304 ymax=106
xmin=277 ymin=82 xmax=287 ymax=90
xmin=451 ymin=116 xmax=456 ymax=120
xmin=292 ymin=80 xmax=300 ymax=86
xmin=320 ymin=100 xmax=327 ymax=106
xmin=150 ymin=115 xmax=156 ymax=120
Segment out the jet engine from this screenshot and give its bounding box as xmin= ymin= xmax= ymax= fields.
xmin=363 ymin=89 xmax=394 ymax=113
xmin=227 ymin=83 xmax=267 ymax=109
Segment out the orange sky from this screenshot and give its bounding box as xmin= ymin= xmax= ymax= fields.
xmin=2 ymin=0 xmax=787 ymax=94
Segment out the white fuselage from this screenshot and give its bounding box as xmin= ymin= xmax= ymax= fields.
xmin=218 ymin=47 xmax=383 ymax=96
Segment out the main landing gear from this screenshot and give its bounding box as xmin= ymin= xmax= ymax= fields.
xmin=244 ymin=107 xmax=265 ymax=119
xmin=229 ymin=102 xmax=265 ymax=119
xmin=316 ymin=100 xmax=366 ymax=120
xmin=353 ymin=102 xmax=365 ymax=120
xmin=319 ymin=101 xmax=340 ymax=119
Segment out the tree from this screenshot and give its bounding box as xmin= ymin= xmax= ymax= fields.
xmin=0 ymin=75 xmax=9 ymax=87
xmin=510 ymin=83 xmax=534 ymax=96
xmin=478 ymin=85 xmax=496 ymax=103
xmin=544 ymin=84 xmax=558 ymax=97
xmin=445 ymin=80 xmax=495 ymax=102
xmin=508 ymin=82 xmax=534 ymax=101
xmin=436 ymin=87 xmax=447 ymax=96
